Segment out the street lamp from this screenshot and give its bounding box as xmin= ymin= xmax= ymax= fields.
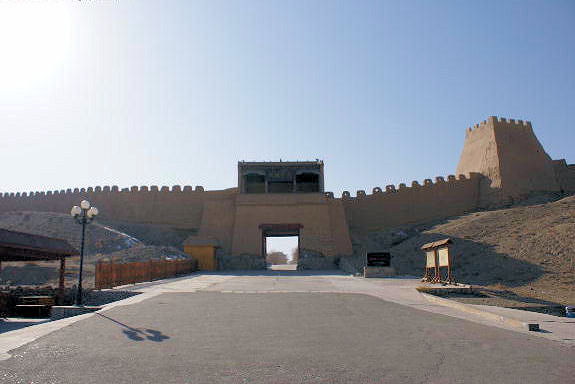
xmin=70 ymin=200 xmax=99 ymax=306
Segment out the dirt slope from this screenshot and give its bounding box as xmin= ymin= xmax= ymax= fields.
xmin=389 ymin=195 xmax=575 ymax=305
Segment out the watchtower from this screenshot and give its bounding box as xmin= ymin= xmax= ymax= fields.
xmin=456 ymin=116 xmax=559 ymax=202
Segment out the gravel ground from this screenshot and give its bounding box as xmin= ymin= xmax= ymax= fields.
xmin=1 ymin=292 xmax=574 ymax=384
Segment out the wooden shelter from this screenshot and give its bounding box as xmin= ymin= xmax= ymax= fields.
xmin=0 ymin=228 xmax=78 ymax=295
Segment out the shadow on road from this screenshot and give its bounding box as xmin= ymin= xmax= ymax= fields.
xmin=95 ymin=313 xmax=169 ymax=342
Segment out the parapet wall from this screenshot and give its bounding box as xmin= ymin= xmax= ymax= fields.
xmin=340 ymin=173 xmax=482 ymax=233
xmin=0 ymin=185 xmax=229 ymax=229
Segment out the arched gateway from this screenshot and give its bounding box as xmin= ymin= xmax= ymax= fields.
xmin=188 ymin=160 xmax=352 ymax=270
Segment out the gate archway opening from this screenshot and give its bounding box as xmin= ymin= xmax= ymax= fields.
xmin=260 ymin=224 xmax=301 ymax=271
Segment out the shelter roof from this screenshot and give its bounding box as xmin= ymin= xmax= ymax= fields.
xmin=0 ymin=228 xmax=77 ymax=261
xmin=421 ymin=238 xmax=452 ymax=251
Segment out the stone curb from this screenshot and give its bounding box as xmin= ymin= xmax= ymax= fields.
xmin=420 ymin=292 xmax=540 ymax=331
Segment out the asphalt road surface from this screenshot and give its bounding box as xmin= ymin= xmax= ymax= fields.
xmin=1 ymin=292 xmax=574 ymax=383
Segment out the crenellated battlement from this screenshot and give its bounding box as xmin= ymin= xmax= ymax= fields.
xmin=342 ymin=173 xmax=483 ymax=231
xmin=465 ymin=116 xmax=532 ymax=139
xmin=0 ymin=185 xmax=208 ymax=199
xmin=0 ymin=184 xmax=217 ymax=230
xmin=494 ymin=116 xmax=531 ymax=127
xmin=340 ymin=173 xmax=480 ymax=199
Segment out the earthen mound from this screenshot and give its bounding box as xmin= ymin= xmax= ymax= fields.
xmin=390 ymin=195 xmax=575 ymax=305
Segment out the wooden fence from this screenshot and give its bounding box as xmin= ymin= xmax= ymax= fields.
xmin=95 ymin=259 xmax=197 ymax=289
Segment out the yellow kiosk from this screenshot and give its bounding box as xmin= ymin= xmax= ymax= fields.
xmin=183 ymin=236 xmax=219 ymax=271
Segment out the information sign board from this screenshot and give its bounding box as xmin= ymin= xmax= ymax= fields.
xmin=426 ymin=251 xmax=436 ymax=268
xmin=438 ymin=247 xmax=450 ymax=267
xmin=366 ymin=252 xmax=391 ymax=267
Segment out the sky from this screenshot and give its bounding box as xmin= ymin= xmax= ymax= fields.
xmin=266 ymin=236 xmax=298 ymax=262
xmin=1 ymin=0 xmax=574 ymax=197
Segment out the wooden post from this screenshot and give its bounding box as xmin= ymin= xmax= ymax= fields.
xmin=445 ymin=246 xmax=455 ymax=284
xmin=433 ymin=249 xmax=441 ymax=283
xmin=58 ymin=256 xmax=66 ymax=304
xmin=110 ymin=258 xmax=115 ymax=288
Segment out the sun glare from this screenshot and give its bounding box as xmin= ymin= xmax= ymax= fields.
xmin=0 ymin=2 xmax=71 ymax=90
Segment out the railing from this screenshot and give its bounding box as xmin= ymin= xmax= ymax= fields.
xmin=95 ymin=258 xmax=197 ymax=289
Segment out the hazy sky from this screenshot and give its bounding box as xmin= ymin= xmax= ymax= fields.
xmin=1 ymin=0 xmax=574 ymax=196
xmin=266 ymin=237 xmax=298 ymax=262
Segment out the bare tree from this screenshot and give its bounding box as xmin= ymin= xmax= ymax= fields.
xmin=266 ymin=251 xmax=288 ymax=265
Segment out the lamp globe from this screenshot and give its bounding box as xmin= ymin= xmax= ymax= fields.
xmin=71 ymin=206 xmax=82 ymax=217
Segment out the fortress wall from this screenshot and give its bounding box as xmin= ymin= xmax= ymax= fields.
xmin=553 ymin=160 xmax=575 ymax=192
xmin=0 ymin=186 xmax=228 ymax=229
xmin=197 ymin=194 xmax=237 ymax=253
xmin=230 ymin=194 xmax=351 ymax=258
xmin=342 ymin=173 xmax=481 ymax=233
xmin=327 ymin=198 xmax=354 ymax=256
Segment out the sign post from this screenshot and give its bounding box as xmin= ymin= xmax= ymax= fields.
xmin=363 ymin=251 xmax=394 ymax=278
xmin=421 ymin=239 xmax=455 ymax=284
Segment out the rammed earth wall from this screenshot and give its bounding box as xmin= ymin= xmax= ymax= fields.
xmin=0 ymin=186 xmax=232 ymax=229
xmin=341 ymin=173 xmax=482 ymax=233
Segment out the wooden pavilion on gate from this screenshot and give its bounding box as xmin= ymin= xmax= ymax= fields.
xmin=0 ymin=228 xmax=78 ymax=297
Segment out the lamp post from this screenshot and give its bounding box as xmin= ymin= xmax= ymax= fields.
xmin=71 ymin=200 xmax=99 ymax=306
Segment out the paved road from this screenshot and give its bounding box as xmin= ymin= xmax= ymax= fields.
xmin=268 ymin=264 xmax=298 ymax=271
xmin=1 ymin=281 xmax=574 ymax=383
